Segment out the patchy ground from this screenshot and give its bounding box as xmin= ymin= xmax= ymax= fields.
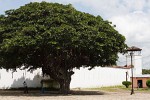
xmin=0 ymin=89 xmax=150 ymax=100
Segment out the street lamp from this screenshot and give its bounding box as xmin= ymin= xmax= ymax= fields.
xmin=130 ymin=51 xmax=134 ymax=95
xmin=127 ymin=46 xmax=142 ymax=95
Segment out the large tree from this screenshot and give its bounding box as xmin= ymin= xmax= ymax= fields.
xmin=0 ymin=2 xmax=127 ymax=94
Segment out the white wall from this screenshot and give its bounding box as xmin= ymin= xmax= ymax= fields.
xmin=70 ymin=67 xmax=130 ymax=88
xmin=0 ymin=67 xmax=131 ymax=89
xmin=126 ymin=54 xmax=142 ymax=75
xmin=0 ymin=68 xmax=43 ymax=89
xmin=134 ymin=55 xmax=142 ymax=75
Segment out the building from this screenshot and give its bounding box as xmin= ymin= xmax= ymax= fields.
xmin=126 ymin=46 xmax=150 ymax=88
xmin=132 ymin=74 xmax=150 ymax=88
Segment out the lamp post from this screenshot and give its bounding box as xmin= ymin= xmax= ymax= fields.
xmin=130 ymin=52 xmax=134 ymax=95
xmin=127 ymin=46 xmax=142 ymax=95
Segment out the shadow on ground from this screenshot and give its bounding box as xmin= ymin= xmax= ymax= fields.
xmin=70 ymin=90 xmax=105 ymax=95
xmin=0 ymin=90 xmax=105 ymax=96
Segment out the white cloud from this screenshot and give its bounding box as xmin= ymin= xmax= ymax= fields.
xmin=110 ymin=12 xmax=150 ymax=42
xmin=123 ymin=0 xmax=146 ymax=11
xmin=36 ymin=0 xmax=150 ymax=19
xmin=109 ymin=11 xmax=150 ymax=68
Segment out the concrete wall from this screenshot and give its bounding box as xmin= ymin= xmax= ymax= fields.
xmin=126 ymin=54 xmax=142 ymax=75
xmin=134 ymin=55 xmax=142 ymax=75
xmin=70 ymin=67 xmax=131 ymax=88
xmin=0 ymin=67 xmax=131 ymax=89
xmin=0 ymin=68 xmax=43 ymax=89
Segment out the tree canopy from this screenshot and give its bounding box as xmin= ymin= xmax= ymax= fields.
xmin=0 ymin=2 xmax=127 ymax=93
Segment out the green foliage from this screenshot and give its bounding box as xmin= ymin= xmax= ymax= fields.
xmin=122 ymin=81 xmax=131 ymax=88
xmin=142 ymin=69 xmax=150 ymax=74
xmin=0 ymin=2 xmax=127 ymax=93
xmin=0 ymin=2 xmax=127 ymax=69
xmin=146 ymin=80 xmax=150 ymax=88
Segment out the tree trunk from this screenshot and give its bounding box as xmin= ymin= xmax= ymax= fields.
xmin=59 ymin=75 xmax=71 ymax=94
xmin=42 ymin=65 xmax=74 ymax=94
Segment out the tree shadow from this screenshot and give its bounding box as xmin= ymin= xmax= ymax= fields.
xmin=0 ymin=74 xmax=105 ymax=96
xmin=10 ymin=74 xmax=42 ymax=88
xmin=70 ymin=90 xmax=105 ymax=95
xmin=0 ymin=89 xmax=105 ymax=96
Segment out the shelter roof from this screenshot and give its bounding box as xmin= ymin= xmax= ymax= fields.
xmin=127 ymin=46 xmax=142 ymax=51
xmin=133 ymin=74 xmax=150 ymax=78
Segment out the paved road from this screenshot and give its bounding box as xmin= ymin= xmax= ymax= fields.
xmin=0 ymin=90 xmax=150 ymax=100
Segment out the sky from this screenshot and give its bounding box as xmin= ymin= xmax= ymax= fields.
xmin=0 ymin=0 xmax=150 ymax=69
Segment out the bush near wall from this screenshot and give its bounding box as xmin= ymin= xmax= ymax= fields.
xmin=122 ymin=81 xmax=131 ymax=88
xmin=146 ymin=80 xmax=150 ymax=88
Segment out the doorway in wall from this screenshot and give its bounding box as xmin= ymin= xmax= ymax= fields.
xmin=137 ymin=80 xmax=143 ymax=88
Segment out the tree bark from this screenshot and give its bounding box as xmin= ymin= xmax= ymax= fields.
xmin=42 ymin=65 xmax=74 ymax=94
xmin=59 ymin=72 xmax=72 ymax=94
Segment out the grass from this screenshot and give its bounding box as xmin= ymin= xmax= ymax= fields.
xmin=135 ymin=88 xmax=150 ymax=92
xmin=82 ymin=85 xmax=150 ymax=92
xmin=83 ymin=85 xmax=126 ymax=92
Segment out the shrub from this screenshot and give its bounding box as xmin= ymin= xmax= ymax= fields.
xmin=146 ymin=80 xmax=150 ymax=88
xmin=122 ymin=81 xmax=131 ymax=88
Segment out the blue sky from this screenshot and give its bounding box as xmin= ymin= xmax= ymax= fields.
xmin=1 ymin=0 xmax=150 ymax=68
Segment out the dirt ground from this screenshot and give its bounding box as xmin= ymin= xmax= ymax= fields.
xmin=0 ymin=89 xmax=150 ymax=100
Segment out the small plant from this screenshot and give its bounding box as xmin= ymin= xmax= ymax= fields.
xmin=146 ymin=80 xmax=150 ymax=88
xmin=122 ymin=81 xmax=131 ymax=88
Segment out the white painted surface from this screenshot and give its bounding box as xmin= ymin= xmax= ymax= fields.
xmin=0 ymin=68 xmax=43 ymax=89
xmin=134 ymin=55 xmax=142 ymax=75
xmin=0 ymin=67 xmax=131 ymax=89
xmin=134 ymin=74 xmax=150 ymax=77
xmin=70 ymin=67 xmax=131 ymax=88
xmin=127 ymin=54 xmax=142 ymax=75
